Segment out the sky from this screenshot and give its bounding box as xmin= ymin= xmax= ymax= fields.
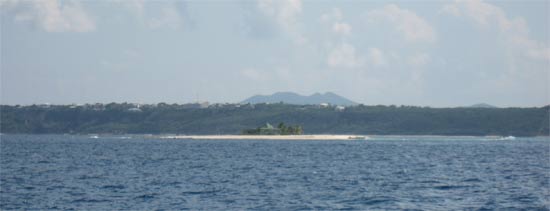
xmin=1 ymin=0 xmax=549 ymax=107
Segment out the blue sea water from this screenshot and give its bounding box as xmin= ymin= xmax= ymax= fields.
xmin=1 ymin=135 xmax=549 ymax=210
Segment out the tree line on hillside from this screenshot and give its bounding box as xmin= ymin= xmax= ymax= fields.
xmin=0 ymin=103 xmax=548 ymax=136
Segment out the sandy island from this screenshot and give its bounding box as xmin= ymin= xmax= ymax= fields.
xmin=162 ymin=135 xmax=368 ymax=140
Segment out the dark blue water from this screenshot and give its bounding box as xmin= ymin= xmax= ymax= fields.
xmin=1 ymin=135 xmax=549 ymax=210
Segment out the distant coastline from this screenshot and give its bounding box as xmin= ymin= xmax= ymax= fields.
xmin=1 ymin=103 xmax=548 ymax=136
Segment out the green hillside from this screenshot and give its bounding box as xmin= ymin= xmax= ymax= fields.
xmin=1 ymin=103 xmax=548 ymax=136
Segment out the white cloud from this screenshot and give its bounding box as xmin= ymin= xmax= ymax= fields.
xmin=367 ymin=48 xmax=387 ymax=66
xmin=441 ymin=0 xmax=525 ymax=30
xmin=258 ymin=0 xmax=306 ymax=44
xmin=321 ymin=8 xmax=359 ymax=69
xmin=115 ymin=0 xmax=185 ymax=30
xmin=2 ymin=0 xmax=95 ymax=32
xmin=327 ymin=43 xmax=363 ymax=68
xmin=321 ymin=8 xmax=352 ymax=36
xmin=332 ymin=22 xmax=351 ymax=35
xmin=408 ymin=53 xmax=431 ymax=66
xmin=115 ymin=0 xmax=145 ymax=16
xmin=441 ymin=0 xmax=549 ymax=61
xmin=147 ymin=6 xmax=183 ymax=30
xmin=440 ymin=4 xmax=461 ymax=16
xmin=366 ymin=4 xmax=436 ymax=42
xmin=2 ymin=0 xmax=186 ymax=31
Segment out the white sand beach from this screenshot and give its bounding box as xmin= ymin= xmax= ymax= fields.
xmin=162 ymin=135 xmax=368 ymax=140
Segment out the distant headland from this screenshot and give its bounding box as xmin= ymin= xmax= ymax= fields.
xmin=241 ymin=92 xmax=357 ymax=106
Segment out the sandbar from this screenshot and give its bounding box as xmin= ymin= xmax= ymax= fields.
xmin=162 ymin=135 xmax=368 ymax=140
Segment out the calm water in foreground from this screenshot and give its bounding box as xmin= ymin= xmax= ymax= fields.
xmin=1 ymin=135 xmax=549 ymax=210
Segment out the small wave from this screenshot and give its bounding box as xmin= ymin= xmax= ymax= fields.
xmin=167 ymin=181 xmax=182 ymax=186
xmin=134 ymin=194 xmax=156 ymax=200
xmin=101 ymin=185 xmax=126 ymax=190
xmin=77 ymin=175 xmax=103 ymax=180
xmin=72 ymin=198 xmax=111 ymax=203
xmin=338 ymin=196 xmax=396 ymax=206
xmin=462 ymin=178 xmax=483 ymax=183
xmin=181 ymin=189 xmax=220 ymax=195
xmin=433 ymin=185 xmax=470 ymax=190
xmin=46 ymin=185 xmax=66 ymax=191
xmin=66 ymin=191 xmax=86 ymax=198
xmin=500 ymin=136 xmax=516 ymax=140
xmin=362 ymin=197 xmax=395 ymax=205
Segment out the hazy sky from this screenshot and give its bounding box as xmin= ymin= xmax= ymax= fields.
xmin=1 ymin=0 xmax=549 ymax=107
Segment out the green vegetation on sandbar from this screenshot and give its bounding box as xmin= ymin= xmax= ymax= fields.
xmin=241 ymin=122 xmax=303 ymax=135
xmin=0 ymin=103 xmax=548 ymax=136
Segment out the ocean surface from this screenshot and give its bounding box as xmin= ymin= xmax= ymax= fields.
xmin=1 ymin=135 xmax=549 ymax=210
